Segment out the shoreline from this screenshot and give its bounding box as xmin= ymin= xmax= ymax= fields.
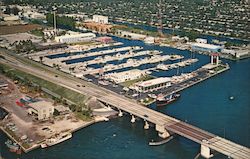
xmin=0 ymin=118 xmax=97 ymax=153
xmin=142 ymin=64 xmax=230 ymax=106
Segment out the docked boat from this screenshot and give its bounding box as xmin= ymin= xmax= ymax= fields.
xmin=156 ymin=93 xmax=180 ymax=106
xmin=5 ymin=140 xmax=20 ymax=153
xmin=149 ymin=136 xmax=174 ymax=146
xmin=41 ymin=132 xmax=72 ymax=148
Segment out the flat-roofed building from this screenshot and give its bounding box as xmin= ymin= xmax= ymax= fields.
xmin=191 ymin=43 xmax=223 ymax=52
xmin=55 ymin=33 xmax=96 ymax=43
xmin=93 ymin=15 xmax=108 ymax=24
xmin=28 ymin=101 xmax=54 ymax=120
xmin=135 ymin=77 xmax=171 ymax=93
xmin=105 ymin=69 xmax=146 ymax=83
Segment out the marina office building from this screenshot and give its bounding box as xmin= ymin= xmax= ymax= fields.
xmin=135 ymin=77 xmax=171 ymax=93
xmin=55 ymin=33 xmax=96 ymax=43
xmin=191 ymin=42 xmax=223 ymax=52
xmin=105 ymin=69 xmax=146 ymax=83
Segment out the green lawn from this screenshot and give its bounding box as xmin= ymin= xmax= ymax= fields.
xmin=120 ymin=75 xmax=154 ymax=87
xmin=0 ymin=63 xmax=86 ymax=105
xmin=30 ymin=29 xmax=44 ymax=37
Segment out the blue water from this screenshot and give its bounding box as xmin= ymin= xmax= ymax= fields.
xmin=1 ymin=36 xmax=250 ymax=159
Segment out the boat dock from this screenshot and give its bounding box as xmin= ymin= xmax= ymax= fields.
xmin=71 ymin=54 xmax=181 ymax=76
xmin=157 ymin=58 xmax=198 ymax=71
xmin=160 ymin=64 xmax=230 ymax=99
xmin=29 ymin=42 xmax=123 ymax=59
xmin=1 ymin=52 xmax=249 ymax=159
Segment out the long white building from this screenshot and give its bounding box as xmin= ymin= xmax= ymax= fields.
xmin=135 ymin=77 xmax=171 ymax=93
xmin=105 ymin=69 xmax=146 ymax=83
xmin=55 ymin=33 xmax=96 ymax=43
xmin=93 ymin=15 xmax=108 ymax=24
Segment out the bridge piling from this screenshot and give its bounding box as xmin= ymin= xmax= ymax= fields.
xmin=118 ymin=110 xmax=123 ymax=117
xmin=156 ymin=124 xmax=170 ymax=138
xmin=200 ymin=142 xmax=214 ymax=159
xmin=144 ymin=120 xmax=149 ymax=129
xmin=130 ymin=115 xmax=136 ymax=123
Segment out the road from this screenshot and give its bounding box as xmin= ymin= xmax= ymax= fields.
xmin=0 ymin=50 xmax=249 ymax=159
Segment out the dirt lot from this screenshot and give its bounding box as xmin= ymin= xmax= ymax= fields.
xmin=0 ymin=24 xmax=42 ymax=35
xmin=0 ymin=75 xmax=92 ymax=148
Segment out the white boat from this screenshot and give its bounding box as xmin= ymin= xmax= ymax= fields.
xmin=148 ymin=94 xmax=157 ymax=99
xmin=41 ymin=132 xmax=72 ymax=148
xmin=98 ymin=80 xmax=109 ymax=86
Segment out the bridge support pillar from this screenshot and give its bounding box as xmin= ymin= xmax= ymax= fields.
xmin=144 ymin=120 xmax=149 ymax=130
xmin=131 ymin=115 xmax=136 ymax=123
xmin=200 ymin=143 xmax=214 ymax=159
xmin=156 ymin=124 xmax=170 ymax=139
xmin=118 ymin=110 xmax=123 ymax=117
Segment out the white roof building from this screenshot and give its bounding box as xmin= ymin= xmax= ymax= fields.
xmin=55 ymin=33 xmax=96 ymax=43
xmin=28 ymin=101 xmax=54 ymax=120
xmin=191 ymin=42 xmax=223 ymax=52
xmin=93 ymin=15 xmax=108 ymax=24
xmin=105 ymin=69 xmax=146 ymax=83
xmin=135 ymin=77 xmax=171 ymax=93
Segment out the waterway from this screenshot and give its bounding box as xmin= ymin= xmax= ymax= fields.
xmin=1 ymin=37 xmax=249 ymax=159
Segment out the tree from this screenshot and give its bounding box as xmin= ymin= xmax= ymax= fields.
xmin=39 ymin=56 xmax=43 ymax=63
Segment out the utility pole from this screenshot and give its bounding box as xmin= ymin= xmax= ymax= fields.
xmin=53 ymin=6 xmax=57 ymax=35
xmin=157 ymin=0 xmax=164 ymax=37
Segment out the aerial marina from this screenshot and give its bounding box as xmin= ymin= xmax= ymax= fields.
xmin=0 ymin=1 xmax=249 ymax=159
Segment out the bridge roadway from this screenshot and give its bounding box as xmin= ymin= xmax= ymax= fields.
xmin=0 ymin=52 xmax=249 ymax=159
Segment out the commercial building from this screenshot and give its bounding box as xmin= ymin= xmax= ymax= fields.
xmin=93 ymin=15 xmax=108 ymax=24
xmin=105 ymin=69 xmax=146 ymax=83
xmin=191 ymin=43 xmax=223 ymax=52
xmin=55 ymin=33 xmax=96 ymax=43
xmin=135 ymin=77 xmax=171 ymax=93
xmin=28 ymin=101 xmax=54 ymax=120
xmin=3 ymin=15 xmax=19 ymax=21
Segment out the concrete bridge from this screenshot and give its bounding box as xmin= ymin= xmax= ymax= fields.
xmin=1 ymin=51 xmax=249 ymax=159
xmin=98 ymin=95 xmax=250 ymax=159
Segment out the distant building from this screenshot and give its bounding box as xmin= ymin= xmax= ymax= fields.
xmin=195 ymin=38 xmax=207 ymax=44
xmin=105 ymin=69 xmax=146 ymax=83
xmin=96 ymin=36 xmax=113 ymax=43
xmin=93 ymin=15 xmax=108 ymax=24
xmin=3 ymin=15 xmax=19 ymax=21
xmin=28 ymin=101 xmax=54 ymax=120
xmin=55 ymin=33 xmax=96 ymax=43
xmin=191 ymin=43 xmax=223 ymax=52
xmin=135 ymin=77 xmax=171 ymax=93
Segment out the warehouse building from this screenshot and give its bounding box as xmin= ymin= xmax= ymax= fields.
xmin=28 ymin=101 xmax=54 ymax=120
xmin=55 ymin=33 xmax=96 ymax=43
xmin=105 ymin=69 xmax=146 ymax=83
xmin=191 ymin=43 xmax=223 ymax=52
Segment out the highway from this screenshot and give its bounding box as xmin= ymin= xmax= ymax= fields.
xmin=0 ymin=50 xmax=249 ymax=159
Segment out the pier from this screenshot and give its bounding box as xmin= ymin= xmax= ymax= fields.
xmin=1 ymin=52 xmax=249 ymax=159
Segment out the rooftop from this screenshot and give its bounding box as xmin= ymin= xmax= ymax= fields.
xmin=55 ymin=32 xmax=96 ymax=39
xmin=192 ymin=42 xmax=222 ymax=49
xmin=29 ymin=101 xmax=54 ymax=111
xmin=136 ymin=77 xmax=171 ymax=87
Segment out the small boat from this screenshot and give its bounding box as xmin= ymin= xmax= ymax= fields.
xmin=149 ymin=136 xmax=174 ymax=146
xmin=156 ymin=93 xmax=180 ymax=106
xmin=41 ymin=132 xmax=72 ymax=148
xmin=148 ymin=94 xmax=157 ymax=99
xmin=5 ymin=140 xmax=20 ymax=153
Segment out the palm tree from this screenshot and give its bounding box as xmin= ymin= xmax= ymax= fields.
xmin=39 ymin=56 xmax=43 ymax=63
